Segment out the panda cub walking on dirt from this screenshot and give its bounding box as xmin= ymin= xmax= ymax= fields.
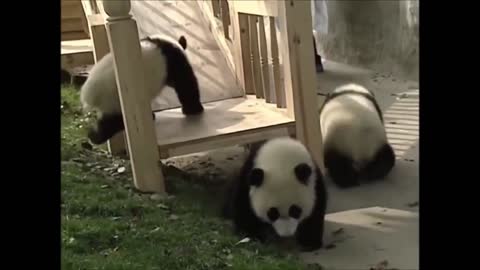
xmin=223 ymin=137 xmax=328 ymax=252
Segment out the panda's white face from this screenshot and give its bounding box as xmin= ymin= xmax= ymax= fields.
xmin=248 ymin=138 xmax=317 ymax=237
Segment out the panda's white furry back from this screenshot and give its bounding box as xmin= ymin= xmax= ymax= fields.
xmin=319 ymin=83 xmax=395 ymax=188
xmin=80 ymin=39 xmax=168 ymax=116
xmin=223 ymin=137 xmax=327 ymax=251
xmin=79 ymin=35 xmax=204 ymax=145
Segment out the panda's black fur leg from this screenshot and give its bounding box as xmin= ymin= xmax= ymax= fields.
xmin=296 ymin=167 xmax=327 ymax=251
xmin=159 ymin=39 xmax=204 ymax=116
xmin=297 ymin=218 xmax=324 ymax=251
xmin=171 ymin=72 xmax=204 ymax=115
xmin=88 ymin=113 xmax=124 ymax=145
xmin=225 ymin=140 xmax=272 ymax=242
xmin=362 ymin=143 xmax=395 ymax=181
xmin=325 ymin=149 xmax=359 ymax=188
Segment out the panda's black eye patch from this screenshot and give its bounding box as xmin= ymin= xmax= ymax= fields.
xmin=267 ymin=207 xmax=279 ymax=221
xmin=289 ymin=205 xmax=302 ymax=219
xmin=294 ymin=163 xmax=312 ymax=185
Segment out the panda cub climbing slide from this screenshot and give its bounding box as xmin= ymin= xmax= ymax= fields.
xmin=223 ymin=137 xmax=328 ymax=252
xmin=80 ymin=35 xmax=204 ymax=145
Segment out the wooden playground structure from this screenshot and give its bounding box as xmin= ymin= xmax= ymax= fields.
xmin=61 ymin=0 xmax=324 ymax=194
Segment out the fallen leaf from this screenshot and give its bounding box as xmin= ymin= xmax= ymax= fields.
xmin=325 ymin=243 xmax=336 ymax=249
xmin=151 ymin=194 xmax=167 ymax=201
xmin=71 ymin=158 xmax=84 ymax=163
xmin=370 ymin=260 xmax=389 ymax=270
xmin=155 ymin=203 xmax=170 ymax=210
xmin=332 ymin=228 xmax=344 ymax=236
xmin=117 ymin=167 xmax=126 ymax=173
xmin=234 ymin=237 xmax=250 ymax=245
xmin=150 ymin=227 xmax=160 ymax=233
xmin=169 ymin=214 xmax=179 ymax=221
xmin=307 ymin=263 xmax=324 ymax=270
xmin=407 ymin=201 xmax=419 ymax=207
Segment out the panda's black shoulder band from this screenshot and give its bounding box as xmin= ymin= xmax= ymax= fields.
xmin=318 ymin=90 xmax=384 ymax=124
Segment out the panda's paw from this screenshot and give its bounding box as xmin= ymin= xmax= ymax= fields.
xmin=182 ymin=103 xmax=204 ymax=116
xmin=299 ymin=240 xmax=323 ymax=252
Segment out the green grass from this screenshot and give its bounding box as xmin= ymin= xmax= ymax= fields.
xmin=61 ymin=86 xmax=321 ymax=270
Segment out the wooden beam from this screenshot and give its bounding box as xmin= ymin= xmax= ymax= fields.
xmin=238 ymin=13 xmax=254 ymax=95
xmin=234 ymin=1 xmax=278 ymax=17
xmin=249 ymin=16 xmax=263 ymax=99
xmin=103 ymin=0 xmax=165 ymax=193
xmin=257 ymin=17 xmax=272 ymax=103
xmin=277 ymin=0 xmax=324 ymax=171
xmin=229 ymin=3 xmax=246 ymax=93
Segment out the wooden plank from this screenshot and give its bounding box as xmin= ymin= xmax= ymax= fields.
xmin=61 ymin=39 xmax=92 ymax=54
xmin=268 ymin=16 xmax=284 ymax=108
xmin=257 ymin=17 xmax=272 ymax=103
xmin=61 ymin=52 xmax=93 ymax=70
xmin=61 ymin=3 xmax=85 ymax=20
xmin=212 ymin=0 xmax=221 ymax=18
xmin=62 ymin=17 xmax=85 ymax=32
xmin=61 ymin=39 xmax=94 ymax=69
xmin=154 ymin=96 xmax=294 ymax=147
xmin=105 ymin=14 xmax=165 ymax=194
xmin=234 ymin=1 xmax=278 ymax=17
xmin=249 ymin=16 xmax=263 ymax=98
xmin=230 ymin=4 xmax=246 ymax=92
xmin=220 ymin=0 xmax=231 ymax=39
xmin=277 ymin=0 xmax=324 ymax=170
xmin=238 ymin=13 xmax=254 ymax=94
xmin=61 ymin=31 xmax=90 ymax=42
xmin=163 ymin=125 xmax=293 ymax=159
xmin=196 ymin=1 xmax=237 ymax=85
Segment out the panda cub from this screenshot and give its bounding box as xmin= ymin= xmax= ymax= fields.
xmin=80 ymin=35 xmax=204 ymax=145
xmin=319 ymin=83 xmax=395 ymax=188
xmin=223 ymin=137 xmax=327 ymax=251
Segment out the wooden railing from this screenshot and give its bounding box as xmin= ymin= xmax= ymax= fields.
xmin=198 ymin=0 xmax=323 ymax=165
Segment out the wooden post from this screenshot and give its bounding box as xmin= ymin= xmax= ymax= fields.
xmin=102 ymin=0 xmax=165 ymax=193
xmin=278 ymin=0 xmax=324 ymax=171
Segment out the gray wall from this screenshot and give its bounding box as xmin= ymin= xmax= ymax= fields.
xmin=318 ymin=0 xmax=419 ymax=81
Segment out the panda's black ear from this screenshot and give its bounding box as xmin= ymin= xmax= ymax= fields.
xmin=249 ymin=168 xmax=264 ymax=187
xmin=178 ymin=36 xmax=187 ymax=50
xmin=294 ymin=163 xmax=312 ymax=185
